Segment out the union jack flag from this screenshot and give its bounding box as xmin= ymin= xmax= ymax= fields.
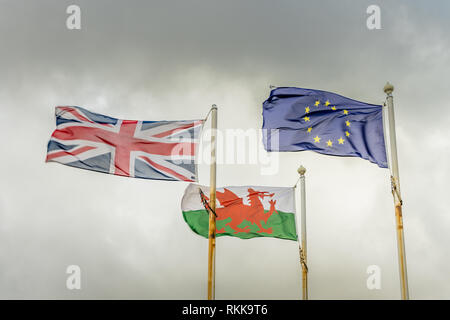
xmin=46 ymin=106 xmax=204 ymax=182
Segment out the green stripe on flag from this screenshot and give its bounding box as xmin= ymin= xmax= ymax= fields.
xmin=182 ymin=209 xmax=297 ymax=241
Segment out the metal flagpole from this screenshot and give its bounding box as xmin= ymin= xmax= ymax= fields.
xmin=297 ymin=165 xmax=308 ymax=300
xmin=383 ymin=83 xmax=409 ymax=300
xmin=207 ymin=104 xmax=218 ymax=300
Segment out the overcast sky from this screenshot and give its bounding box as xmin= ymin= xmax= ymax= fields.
xmin=1 ymin=0 xmax=449 ymax=299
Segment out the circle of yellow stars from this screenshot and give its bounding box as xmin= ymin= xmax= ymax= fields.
xmin=304 ymin=99 xmax=351 ymax=147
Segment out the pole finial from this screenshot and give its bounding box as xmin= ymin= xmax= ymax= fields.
xmin=297 ymin=165 xmax=306 ymax=176
xmin=211 ymin=104 xmax=217 ymax=109
xmin=384 ymin=82 xmax=394 ymax=95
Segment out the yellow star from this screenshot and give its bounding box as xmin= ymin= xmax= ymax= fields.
xmin=326 ymin=139 xmax=333 ymax=147
xmin=324 ymin=100 xmax=330 ymax=106
xmin=346 ymin=120 xmax=351 ymax=127
xmin=314 ymin=100 xmax=320 ymax=107
xmin=314 ymin=135 xmax=320 ymax=143
xmin=345 ymin=131 xmax=350 ymax=137
xmin=343 ymin=109 xmax=349 ymax=115
xmin=331 ymin=106 xmax=337 ymax=111
xmin=305 ymin=106 xmax=310 ymax=113
xmin=307 ymin=127 xmax=312 ymax=133
xmin=303 ymin=116 xmax=310 ymax=122
xmin=338 ymin=137 xmax=345 ymax=144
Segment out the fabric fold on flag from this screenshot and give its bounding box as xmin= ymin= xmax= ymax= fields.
xmin=262 ymin=87 xmax=388 ymax=168
xmin=46 ymin=106 xmax=203 ymax=182
xmin=181 ymin=183 xmax=297 ymax=241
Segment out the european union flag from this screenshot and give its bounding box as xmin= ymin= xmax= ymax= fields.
xmin=262 ymin=87 xmax=388 ymax=168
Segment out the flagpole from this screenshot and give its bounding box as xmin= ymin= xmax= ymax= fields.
xmin=297 ymin=165 xmax=308 ymax=300
xmin=207 ymin=104 xmax=218 ymax=300
xmin=383 ymin=83 xmax=409 ymax=300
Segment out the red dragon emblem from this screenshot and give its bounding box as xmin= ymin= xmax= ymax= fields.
xmin=202 ymin=188 xmax=279 ymax=234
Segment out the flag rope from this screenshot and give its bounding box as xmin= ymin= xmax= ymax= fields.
xmin=199 ymin=188 xmax=217 ymax=217
xmin=203 ymin=106 xmax=215 ymax=123
xmin=199 ymin=105 xmax=215 ymax=133
xmin=207 ymin=105 xmax=218 ymax=300
xmin=391 ymin=176 xmax=403 ymax=205
xmin=299 ymin=246 xmax=308 ymax=272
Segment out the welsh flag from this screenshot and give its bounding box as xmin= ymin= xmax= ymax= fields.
xmin=181 ymin=183 xmax=297 ymax=241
